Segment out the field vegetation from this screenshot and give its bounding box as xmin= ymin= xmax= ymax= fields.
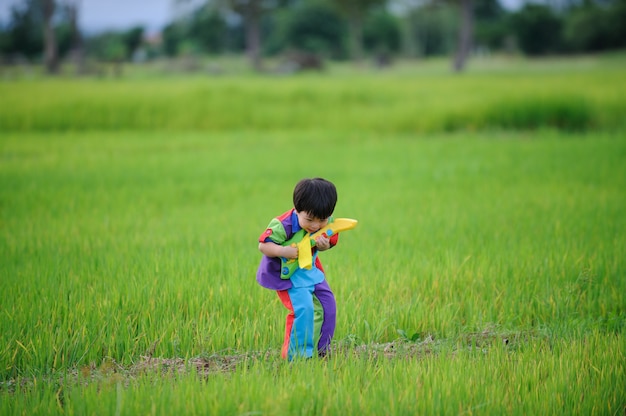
xmin=1 ymin=55 xmax=625 ymax=414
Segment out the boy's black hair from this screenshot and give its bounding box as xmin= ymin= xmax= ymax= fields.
xmin=293 ymin=178 xmax=337 ymax=219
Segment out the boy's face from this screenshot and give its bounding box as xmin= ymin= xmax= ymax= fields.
xmin=296 ymin=211 xmax=329 ymax=234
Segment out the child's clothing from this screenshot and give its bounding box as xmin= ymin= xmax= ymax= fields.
xmin=257 ymin=208 xmax=339 ymax=359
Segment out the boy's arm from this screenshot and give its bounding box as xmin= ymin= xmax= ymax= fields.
xmin=258 ymin=215 xmax=297 ymax=259
xmin=259 ymin=242 xmax=298 ymax=259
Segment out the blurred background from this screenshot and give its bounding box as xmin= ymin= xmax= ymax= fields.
xmin=1 ymin=0 xmax=625 ymax=76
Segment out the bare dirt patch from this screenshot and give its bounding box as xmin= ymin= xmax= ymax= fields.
xmin=3 ymin=328 xmax=539 ymax=392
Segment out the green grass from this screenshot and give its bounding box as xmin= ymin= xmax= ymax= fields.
xmin=1 ymin=56 xmax=625 ymax=414
xmin=1 ymin=55 xmax=625 ymax=133
xmin=4 ymin=334 xmax=623 ymax=415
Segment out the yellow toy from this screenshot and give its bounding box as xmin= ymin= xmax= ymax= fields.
xmin=297 ymin=218 xmax=358 ymax=269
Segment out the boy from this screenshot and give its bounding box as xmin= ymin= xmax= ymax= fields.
xmin=257 ymin=178 xmax=340 ymax=360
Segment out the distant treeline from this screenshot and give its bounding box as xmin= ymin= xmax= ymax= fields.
xmin=1 ymin=0 xmax=625 ymax=67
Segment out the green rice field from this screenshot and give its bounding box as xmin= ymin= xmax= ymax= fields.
xmin=1 ymin=55 xmax=625 ymax=414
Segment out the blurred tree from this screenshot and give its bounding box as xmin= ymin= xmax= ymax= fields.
xmin=394 ymin=0 xmax=510 ymax=69
xmin=103 ymin=38 xmax=126 ymax=62
xmin=64 ymin=0 xmax=84 ymax=73
xmin=163 ymin=4 xmax=240 ymax=56
xmin=333 ymin=0 xmax=388 ymax=61
xmin=510 ymin=4 xmax=563 ymax=55
xmin=0 ymin=29 xmax=7 ymax=55
xmin=474 ymin=0 xmax=502 ymax=21
xmin=282 ymin=1 xmax=346 ymax=57
xmin=563 ymin=6 xmax=607 ymax=51
xmin=473 ymin=0 xmax=507 ymax=51
xmin=187 ymin=6 xmax=228 ymax=54
xmin=85 ymin=31 xmax=130 ymax=76
xmin=0 ymin=0 xmax=81 ymax=66
xmin=43 ymin=0 xmax=59 ymax=73
xmin=407 ymin=3 xmax=457 ymax=57
xmin=392 ymin=0 xmax=471 ymax=69
xmin=103 ymin=36 xmax=126 ymax=76
xmin=261 ymin=7 xmax=290 ymax=55
xmin=610 ymin=0 xmax=626 ymax=48
xmin=1 ymin=0 xmax=43 ymax=59
xmin=388 ymin=0 xmax=419 ymax=58
xmin=85 ymin=27 xmax=144 ymax=63
xmin=363 ymin=9 xmax=402 ymax=56
xmin=123 ymin=26 xmax=145 ymax=59
xmin=53 ymin=10 xmax=74 ymax=57
xmin=162 ymin=20 xmax=185 ymax=56
xmin=452 ymin=0 xmax=473 ymax=71
xmin=216 ymin=0 xmax=303 ymax=69
xmin=563 ymin=0 xmax=626 ymax=52
xmin=228 ymin=0 xmax=266 ymax=70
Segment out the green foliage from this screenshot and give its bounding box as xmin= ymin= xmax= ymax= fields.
xmin=123 ymin=26 xmax=144 ymax=59
xmin=2 ymin=0 xmax=626 ymax=63
xmin=473 ymin=0 xmax=508 ymax=50
xmin=510 ymin=4 xmax=563 ymax=55
xmin=262 ymin=8 xmax=292 ymax=55
xmin=186 ymin=8 xmax=229 ymax=54
xmin=53 ymin=21 xmax=74 ymax=58
xmin=482 ymin=96 xmax=593 ymax=131
xmin=83 ymin=27 xmax=145 ymax=61
xmin=85 ymin=32 xmax=125 ymax=61
xmin=363 ymin=10 xmax=402 ymax=54
xmin=162 ymin=7 xmax=243 ymax=57
xmin=282 ymin=1 xmax=346 ymax=57
xmin=474 ymin=0 xmax=504 ymax=20
xmin=161 ymin=21 xmax=183 ymax=57
xmin=474 ymin=19 xmax=509 ymax=50
xmin=1 ymin=0 xmax=43 ymax=58
xmin=0 ymin=0 xmax=77 ymax=61
xmin=563 ymin=0 xmax=626 ymax=52
xmin=332 ymin=0 xmax=387 ymax=16
xmin=408 ymin=4 xmax=457 ymax=57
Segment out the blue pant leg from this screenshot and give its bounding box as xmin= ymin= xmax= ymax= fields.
xmin=286 ymin=285 xmax=315 ymax=360
xmin=313 ymin=280 xmax=336 ymax=356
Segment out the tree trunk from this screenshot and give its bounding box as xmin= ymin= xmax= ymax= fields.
xmin=347 ymin=16 xmax=364 ymax=62
xmin=453 ymin=0 xmax=474 ymax=72
xmin=402 ymin=13 xmax=418 ymax=59
xmin=68 ymin=1 xmax=85 ymax=75
xmin=43 ymin=0 xmax=59 ymax=74
xmin=244 ymin=0 xmax=263 ymax=72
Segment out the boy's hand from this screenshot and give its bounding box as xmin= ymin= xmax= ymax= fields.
xmin=315 ymin=235 xmax=331 ymax=251
xmin=282 ymin=245 xmax=298 ymax=259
